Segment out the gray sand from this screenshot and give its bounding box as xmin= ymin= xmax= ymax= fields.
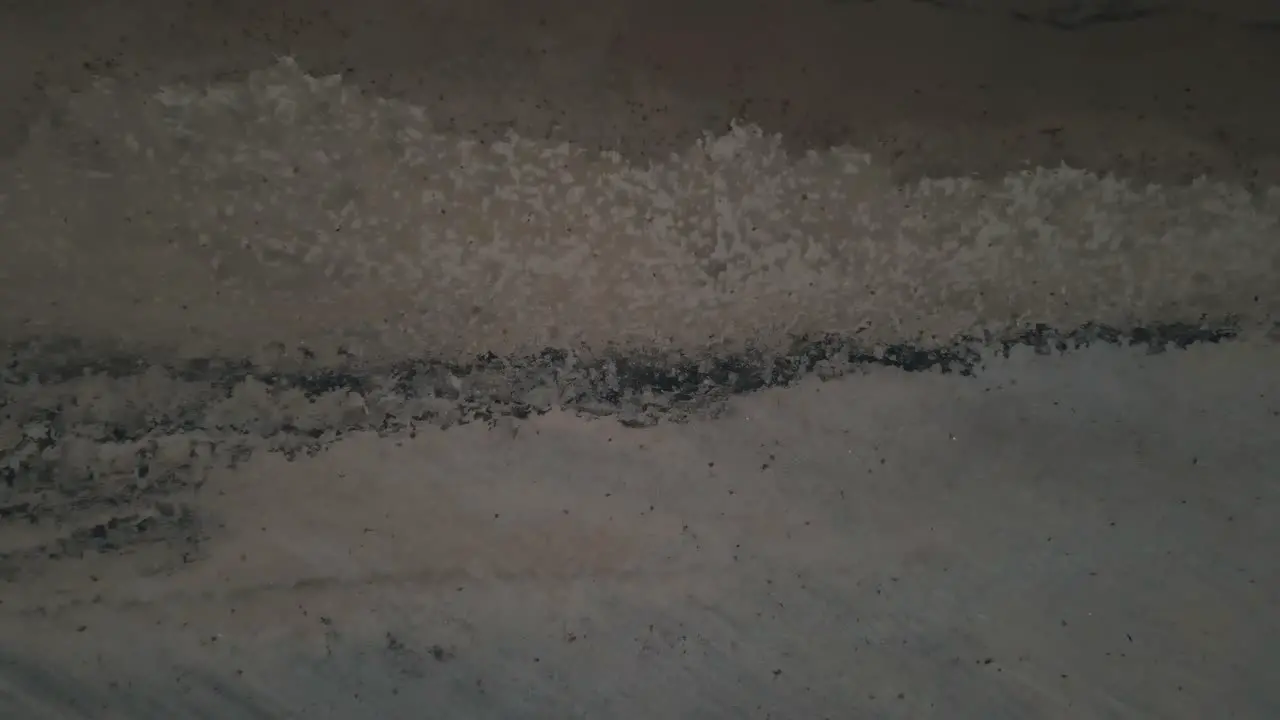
xmin=1 ymin=1 xmax=1278 ymax=717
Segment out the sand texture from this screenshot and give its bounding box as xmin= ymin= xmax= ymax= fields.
xmin=1 ymin=1 xmax=1278 ymax=717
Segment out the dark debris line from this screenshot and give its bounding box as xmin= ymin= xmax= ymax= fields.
xmin=0 ymin=319 xmax=1240 ymax=422
xmin=0 ymin=319 xmax=1243 ymax=572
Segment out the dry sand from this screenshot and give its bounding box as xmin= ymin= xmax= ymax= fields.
xmin=1 ymin=1 xmax=1278 ymax=717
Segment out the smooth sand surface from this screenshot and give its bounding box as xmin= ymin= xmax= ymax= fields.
xmin=1 ymin=1 xmax=1278 ymax=717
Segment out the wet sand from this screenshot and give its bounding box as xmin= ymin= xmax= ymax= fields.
xmin=1 ymin=1 xmax=1278 ymax=717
